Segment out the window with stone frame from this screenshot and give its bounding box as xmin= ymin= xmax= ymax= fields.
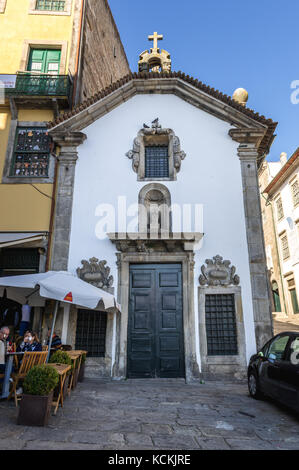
xmin=290 ymin=179 xmax=299 ymax=208
xmin=280 ymin=233 xmax=290 ymax=260
xmin=0 ymin=0 xmax=7 ymax=14
xmin=35 ymin=0 xmax=66 ymax=10
xmin=126 ymin=119 xmax=186 ymax=182
xmin=10 ymin=127 xmax=51 ymax=177
xmin=205 ymin=294 xmax=238 ymax=356
xmin=276 ymin=196 xmax=284 ymax=221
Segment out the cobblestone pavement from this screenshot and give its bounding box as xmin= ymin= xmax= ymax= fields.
xmin=0 ymin=378 xmax=299 ymax=450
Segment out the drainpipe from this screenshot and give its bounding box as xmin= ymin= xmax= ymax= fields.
xmin=45 ymin=153 xmax=58 ymax=272
xmin=72 ymin=0 xmax=85 ymax=106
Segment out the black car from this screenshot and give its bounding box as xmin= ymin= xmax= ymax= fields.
xmin=248 ymin=331 xmax=299 ymax=412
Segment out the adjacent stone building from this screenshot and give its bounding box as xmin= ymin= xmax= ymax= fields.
xmin=259 ymin=149 xmax=299 ymax=319
xmin=46 ymin=34 xmax=277 ymax=380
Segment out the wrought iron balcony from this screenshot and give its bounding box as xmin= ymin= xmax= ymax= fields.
xmin=5 ymin=72 xmax=72 ymax=104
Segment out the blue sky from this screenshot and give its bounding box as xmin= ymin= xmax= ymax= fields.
xmin=109 ymin=0 xmax=299 ymax=162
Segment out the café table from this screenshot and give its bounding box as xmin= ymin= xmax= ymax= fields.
xmin=0 ymin=352 xmax=24 ymax=399
xmin=47 ymin=363 xmax=72 ymax=415
xmin=66 ymin=351 xmax=82 ymax=394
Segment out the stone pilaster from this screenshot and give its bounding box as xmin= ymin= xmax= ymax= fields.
xmin=49 ymin=132 xmax=86 ymax=271
xmin=229 ymin=128 xmax=273 ymax=349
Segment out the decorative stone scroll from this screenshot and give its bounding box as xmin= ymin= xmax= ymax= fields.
xmin=125 ymin=118 xmax=186 ymax=180
xmin=199 ymin=255 xmax=240 ymax=287
xmin=76 ymin=257 xmax=114 ymax=293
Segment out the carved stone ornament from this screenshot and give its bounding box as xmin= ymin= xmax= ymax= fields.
xmin=76 ymin=257 xmax=114 ymax=292
xmin=125 ymin=119 xmax=186 ymax=178
xmin=199 ymin=255 xmax=240 ymax=287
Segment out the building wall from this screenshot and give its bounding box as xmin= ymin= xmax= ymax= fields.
xmin=78 ymin=0 xmax=130 ymax=102
xmin=66 ymin=93 xmax=257 ymax=370
xmin=272 ymin=167 xmax=299 ymax=316
xmin=259 ymin=162 xmax=287 ymax=316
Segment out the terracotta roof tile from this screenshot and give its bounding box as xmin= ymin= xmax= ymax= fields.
xmin=48 ymin=71 xmax=277 ymax=155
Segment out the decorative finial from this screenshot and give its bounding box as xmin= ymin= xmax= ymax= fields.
xmin=232 ymin=88 xmax=249 ymax=106
xmin=138 ymin=31 xmax=171 ymax=73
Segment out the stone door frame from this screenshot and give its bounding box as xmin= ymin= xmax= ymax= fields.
xmin=113 ymin=251 xmax=200 ymax=382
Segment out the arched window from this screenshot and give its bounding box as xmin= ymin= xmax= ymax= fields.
xmin=138 ymin=183 xmax=171 ymax=236
xmin=272 ymin=281 xmax=282 ymax=312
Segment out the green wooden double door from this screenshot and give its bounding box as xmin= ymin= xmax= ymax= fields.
xmin=128 ymin=264 xmax=185 ymax=378
xmin=27 ymin=48 xmax=61 ymax=74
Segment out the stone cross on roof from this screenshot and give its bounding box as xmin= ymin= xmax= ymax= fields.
xmin=148 ymin=31 xmax=163 ymax=51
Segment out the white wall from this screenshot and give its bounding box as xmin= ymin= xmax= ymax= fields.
xmin=67 ymin=93 xmax=257 ymax=365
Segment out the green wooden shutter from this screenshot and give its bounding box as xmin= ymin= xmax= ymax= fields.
xmin=27 ymin=48 xmax=61 ymax=74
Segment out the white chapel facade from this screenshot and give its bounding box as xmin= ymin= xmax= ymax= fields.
xmin=48 ymin=34 xmax=277 ymax=380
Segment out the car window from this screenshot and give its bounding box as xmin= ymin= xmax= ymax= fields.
xmin=267 ymin=335 xmax=290 ymax=361
xmin=287 ymin=336 xmax=299 ymax=365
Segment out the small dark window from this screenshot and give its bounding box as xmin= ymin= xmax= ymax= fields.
xmin=11 ymin=127 xmax=50 ymax=177
xmin=35 ymin=0 xmax=66 ymax=11
xmin=75 ymin=310 xmax=107 ymax=357
xmin=0 ymin=248 xmax=40 ymax=276
xmin=145 ymin=146 xmax=169 ymax=178
xmin=205 ymin=294 xmax=238 ymax=356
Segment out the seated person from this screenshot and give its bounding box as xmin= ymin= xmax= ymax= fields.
xmin=47 ymin=329 xmax=62 ymax=350
xmin=0 ymin=329 xmax=6 ymax=374
xmin=17 ymin=331 xmax=42 ymax=352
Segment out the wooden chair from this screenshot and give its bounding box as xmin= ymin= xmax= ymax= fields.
xmin=9 ymin=351 xmax=48 ymax=407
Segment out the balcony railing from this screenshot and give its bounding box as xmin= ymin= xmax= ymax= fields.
xmin=5 ymin=72 xmax=72 ymax=102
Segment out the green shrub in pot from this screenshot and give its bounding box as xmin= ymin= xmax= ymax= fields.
xmin=49 ymin=350 xmax=72 ymax=369
xmin=23 ymin=365 xmax=59 ymax=396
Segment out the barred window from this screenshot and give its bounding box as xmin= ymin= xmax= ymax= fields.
xmin=291 ymin=180 xmax=299 ymax=207
xmin=75 ymin=310 xmax=107 ymax=357
xmin=280 ymin=234 xmax=290 ymax=260
xmin=11 ymin=127 xmax=50 ymax=177
xmin=276 ymin=197 xmax=284 ymax=221
xmin=145 ymin=146 xmax=169 ymax=178
xmin=205 ymin=294 xmax=238 ymax=356
xmin=36 ymin=0 xmax=65 ymax=11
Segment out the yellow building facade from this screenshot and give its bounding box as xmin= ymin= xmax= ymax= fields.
xmin=0 ymin=0 xmax=129 ymax=278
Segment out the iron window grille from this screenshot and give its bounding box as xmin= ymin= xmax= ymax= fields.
xmin=75 ymin=310 xmax=107 ymax=357
xmin=145 ymin=146 xmax=169 ymax=178
xmin=35 ymin=0 xmax=66 ymax=10
xmin=205 ymin=294 xmax=238 ymax=356
xmin=10 ymin=127 xmax=50 ymax=177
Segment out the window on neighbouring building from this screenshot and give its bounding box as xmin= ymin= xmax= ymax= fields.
xmin=290 ymin=289 xmax=299 ymax=314
xmin=27 ymin=48 xmax=61 ymax=74
xmin=272 ymin=281 xmax=282 ymax=312
xmin=276 ymin=196 xmax=284 ymax=221
xmin=291 ymin=179 xmax=299 ymax=208
xmin=205 ymin=294 xmax=238 ymax=356
xmin=10 ymin=127 xmax=51 ymax=177
xmin=145 ymin=146 xmax=169 ymax=178
xmin=280 ymin=234 xmax=290 ymax=260
xmin=35 ymin=0 xmax=66 ymax=11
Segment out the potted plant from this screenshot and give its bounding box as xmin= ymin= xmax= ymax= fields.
xmin=17 ymin=365 xmax=59 ymax=426
xmin=49 ymin=350 xmax=72 ymax=398
xmin=78 ymin=353 xmax=86 ymax=383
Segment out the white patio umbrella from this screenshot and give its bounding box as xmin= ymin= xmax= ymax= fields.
xmin=0 ymin=271 xmax=121 ymax=360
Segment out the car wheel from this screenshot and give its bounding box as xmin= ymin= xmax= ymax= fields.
xmin=248 ymin=370 xmax=262 ymax=399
